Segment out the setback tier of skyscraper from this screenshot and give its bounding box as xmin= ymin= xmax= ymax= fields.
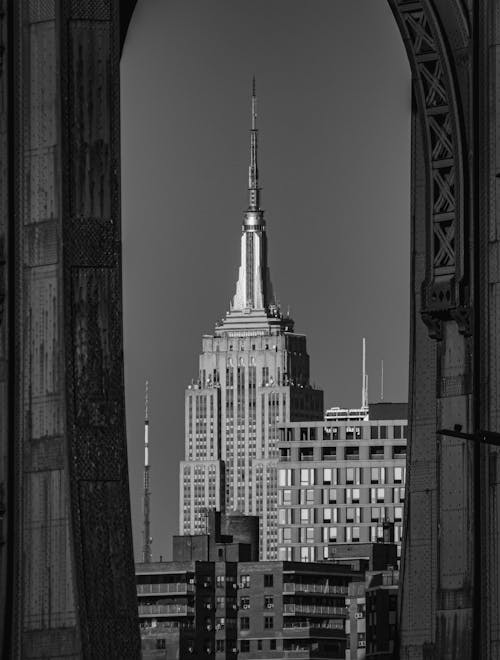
xmin=179 ymin=81 xmax=323 ymax=559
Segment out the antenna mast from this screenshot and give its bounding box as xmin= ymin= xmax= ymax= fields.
xmin=361 ymin=338 xmax=368 ymax=410
xmin=142 ymin=380 xmax=152 ymax=563
xmin=381 ymin=360 xmax=384 ymax=401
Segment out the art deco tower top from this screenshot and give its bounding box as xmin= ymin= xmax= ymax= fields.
xmin=218 ymin=79 xmax=293 ymax=335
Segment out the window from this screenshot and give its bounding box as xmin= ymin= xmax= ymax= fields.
xmin=279 ymin=469 xmax=292 ymax=487
xmin=257 ymin=640 xmax=263 ymax=651
xmin=370 ymin=426 xmax=379 ymax=440
xmin=371 ymin=507 xmax=380 ymax=522
xmin=282 ymin=528 xmax=292 ymax=544
xmin=216 ymin=575 xmax=225 ymax=587
xmin=377 ymin=488 xmax=385 ymax=503
xmin=270 ymin=640 xmax=277 ymax=650
xmin=282 ymin=489 xmax=292 ymax=505
xmin=393 ymin=445 xmax=407 ymax=459
xmin=278 ymin=546 xmax=292 ymax=560
xmin=323 ymin=468 xmax=333 ymax=485
xmin=264 ymin=616 xmax=274 ymax=629
xmin=327 ymin=488 xmax=336 ymax=503
xmin=216 ymin=640 xmax=225 ymax=652
xmin=156 ymin=639 xmax=166 ymax=650
xmin=323 ymin=508 xmax=332 ymax=523
xmin=346 ymin=426 xmax=354 ymax=440
xmin=371 ymin=467 xmax=385 ymax=484
xmin=346 ymin=507 xmax=360 ymax=523
xmin=240 ymin=575 xmax=250 ymax=588
xmin=352 ymin=526 xmax=360 ymax=542
xmin=240 ymin=597 xmax=250 ymax=610
xmin=279 ymin=508 xmax=292 ymax=525
xmin=240 ymin=617 xmax=250 ymax=630
xmin=370 ymin=446 xmax=385 ymax=460
xmin=352 ymin=488 xmax=360 ymax=503
xmin=345 ymin=447 xmax=359 ymax=460
xmin=300 ymin=468 xmax=315 ymax=486
xmin=355 ymin=426 xmax=362 ymax=439
xmin=300 ymin=546 xmax=313 ymax=562
xmin=300 ymin=508 xmax=312 ymax=524
xmin=346 ymin=467 xmax=354 ymax=484
xmin=380 ymin=425 xmax=387 ymax=439
xmin=323 ymin=526 xmax=337 ymax=543
xmin=393 ymin=425 xmax=402 ymax=439
xmin=395 ymin=506 xmax=403 ymax=522
xmin=264 ymin=595 xmax=274 ymax=609
xmin=322 ymin=446 xmax=336 ymax=459
xmin=240 ymin=640 xmax=250 ymax=652
xmin=264 ymin=574 xmax=274 ymax=588
xmin=394 ymin=467 xmax=404 ymax=484
xmin=299 ymin=447 xmax=314 ymax=461
xmin=299 ymin=489 xmax=315 ymax=505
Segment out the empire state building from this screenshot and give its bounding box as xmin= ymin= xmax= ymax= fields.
xmin=180 ymin=82 xmax=323 ymax=559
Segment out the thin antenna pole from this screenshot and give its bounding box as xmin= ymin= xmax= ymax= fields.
xmin=142 ymin=380 xmax=152 ymax=563
xmin=362 ymin=338 xmax=367 ymax=409
xmin=381 ymin=360 xmax=384 ymax=401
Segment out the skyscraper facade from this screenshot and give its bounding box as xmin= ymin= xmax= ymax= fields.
xmin=179 ymin=83 xmax=323 ymax=559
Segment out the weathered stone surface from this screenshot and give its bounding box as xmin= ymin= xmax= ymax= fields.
xmin=0 ymin=1 xmax=139 ymax=658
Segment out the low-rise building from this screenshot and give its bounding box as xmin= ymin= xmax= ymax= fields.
xmin=136 ymin=511 xmax=399 ymax=660
xmin=345 ymin=580 xmax=367 ymax=660
xmin=236 ymin=560 xmax=360 ymax=659
xmin=345 ymin=567 xmax=399 ymax=660
xmin=365 ymin=570 xmax=399 ymax=659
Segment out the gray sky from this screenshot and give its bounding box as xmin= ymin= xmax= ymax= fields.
xmin=121 ymin=0 xmax=411 ymax=561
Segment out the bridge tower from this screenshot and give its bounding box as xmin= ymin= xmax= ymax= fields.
xmin=0 ymin=2 xmax=140 ymax=658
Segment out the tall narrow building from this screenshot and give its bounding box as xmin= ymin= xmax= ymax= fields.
xmin=180 ymin=81 xmax=323 ymax=559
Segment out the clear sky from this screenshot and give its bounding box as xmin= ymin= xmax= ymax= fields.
xmin=121 ymin=0 xmax=411 ymax=561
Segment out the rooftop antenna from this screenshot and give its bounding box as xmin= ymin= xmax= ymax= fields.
xmin=381 ymin=360 xmax=384 ymax=401
xmin=142 ymin=380 xmax=152 ymax=563
xmin=361 ymin=338 xmax=368 ymax=410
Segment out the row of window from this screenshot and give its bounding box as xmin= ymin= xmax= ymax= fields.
xmin=239 ymin=639 xmax=277 ymax=652
xmin=282 ymin=425 xmax=408 ymax=442
xmin=279 ymin=504 xmax=404 ymax=530
xmin=239 ymin=574 xmax=274 ymax=588
xmin=279 ymin=467 xmax=405 ymax=487
xmin=240 ymin=616 xmax=274 ymax=630
xmin=281 ymin=445 xmax=407 ymax=461
xmin=279 ymin=486 xmax=406 ymax=507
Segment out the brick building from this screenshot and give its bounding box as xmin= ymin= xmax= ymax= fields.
xmin=137 ymin=512 xmax=397 ymax=659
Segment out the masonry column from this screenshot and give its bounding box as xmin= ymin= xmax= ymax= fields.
xmin=5 ymin=2 xmax=140 ymax=657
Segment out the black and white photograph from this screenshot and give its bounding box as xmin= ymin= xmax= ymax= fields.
xmin=0 ymin=1 xmax=495 ymax=659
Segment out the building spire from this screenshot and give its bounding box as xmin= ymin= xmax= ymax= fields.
xmin=248 ymin=76 xmax=260 ymax=211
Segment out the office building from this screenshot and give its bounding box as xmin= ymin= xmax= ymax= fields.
xmin=277 ymin=403 xmax=407 ymax=562
xmin=179 ymin=82 xmax=323 ymax=559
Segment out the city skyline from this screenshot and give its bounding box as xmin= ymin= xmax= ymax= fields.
xmin=121 ymin=0 xmax=411 ymax=560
